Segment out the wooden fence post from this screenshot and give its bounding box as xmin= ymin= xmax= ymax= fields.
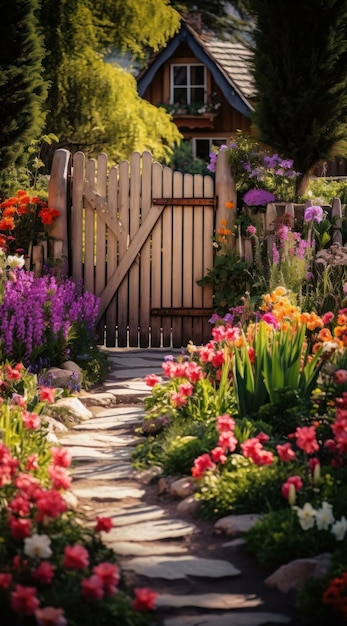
xmin=215 ymin=148 xmax=236 ymax=248
xmin=331 ymin=197 xmax=343 ymax=244
xmin=48 ymin=148 xmax=71 ymax=261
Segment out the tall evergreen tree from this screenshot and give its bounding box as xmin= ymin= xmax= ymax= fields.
xmin=248 ymin=0 xmax=347 ymax=195
xmin=0 ymin=0 xmax=47 ymax=170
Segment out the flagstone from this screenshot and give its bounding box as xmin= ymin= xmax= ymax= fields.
xmin=91 ymin=407 xmax=145 ymax=418
xmin=104 ymin=519 xmax=197 ymax=542
xmin=58 ymin=432 xmax=137 ymax=447
xmin=108 ymin=368 xmax=161 ymax=380
xmin=90 ymin=503 xmax=166 ymax=526
xmin=214 ymin=514 xmax=263 ymax=535
xmin=106 ymin=541 xmax=188 ymax=556
xmin=123 ymin=555 xmax=241 ymax=579
xmin=72 ymin=485 xmax=145 ymax=500
xmin=164 ymin=612 xmax=292 ymax=626
xmin=71 ymin=463 xmax=135 ymax=481
xmin=68 ymin=447 xmax=132 ymax=461
xmin=156 ymin=593 xmax=262 ymax=609
xmin=73 ymin=415 xmax=141 ymax=430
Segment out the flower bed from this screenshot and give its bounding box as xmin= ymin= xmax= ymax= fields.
xmin=134 ymin=287 xmax=347 ymax=625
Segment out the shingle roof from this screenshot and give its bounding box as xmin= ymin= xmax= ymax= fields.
xmin=201 ymin=39 xmax=255 ymax=100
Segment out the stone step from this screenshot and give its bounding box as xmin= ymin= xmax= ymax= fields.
xmin=72 ymin=485 xmax=145 ymax=500
xmin=164 ymin=612 xmax=292 ymax=626
xmin=156 ymin=593 xmax=261 ymax=609
xmin=68 ymin=446 xmax=132 ymax=461
xmin=122 ymin=555 xmax=241 ymax=579
xmin=103 ymin=518 xmax=198 ymax=542
xmin=71 ymin=462 xmax=136 ymax=481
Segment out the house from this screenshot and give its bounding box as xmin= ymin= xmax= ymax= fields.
xmin=136 ymin=9 xmax=255 ymax=163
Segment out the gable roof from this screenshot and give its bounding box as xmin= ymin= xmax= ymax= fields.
xmin=137 ymin=20 xmax=254 ymax=118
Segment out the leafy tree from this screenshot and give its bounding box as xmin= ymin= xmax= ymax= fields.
xmin=0 ymin=0 xmax=47 ymax=171
xmin=39 ymin=0 xmax=181 ymax=163
xmin=248 ymin=0 xmax=347 ymax=196
xmin=172 ymin=1 xmax=253 ymax=41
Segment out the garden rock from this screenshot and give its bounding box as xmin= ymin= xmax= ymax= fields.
xmin=77 ymin=390 xmax=116 ymax=407
xmin=42 ymin=415 xmax=68 ymax=432
xmin=265 ymin=553 xmax=332 ymax=593
xmin=141 ymin=415 xmax=169 ymax=435
xmin=176 ymin=495 xmax=200 ymax=516
xmin=136 ymin=465 xmax=163 ymax=484
xmin=44 ymin=367 xmax=81 ymax=388
xmin=61 ymin=360 xmax=83 ymax=377
xmin=214 ymin=513 xmax=263 ymax=536
xmin=54 ymin=397 xmax=93 ymax=420
xmin=170 ymin=477 xmax=195 ymax=499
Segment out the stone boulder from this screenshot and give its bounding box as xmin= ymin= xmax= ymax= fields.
xmin=214 ymin=514 xmax=263 ymax=536
xmin=265 ymin=553 xmax=332 ymax=593
xmin=170 ymin=477 xmax=195 ymax=499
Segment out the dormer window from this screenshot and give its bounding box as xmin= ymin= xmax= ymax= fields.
xmin=170 ymin=64 xmax=206 ymax=106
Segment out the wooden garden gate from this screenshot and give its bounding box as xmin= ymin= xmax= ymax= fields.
xmin=49 ymin=149 xmax=222 ymax=348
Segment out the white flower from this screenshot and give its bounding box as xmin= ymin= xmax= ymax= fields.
xmin=331 ymin=516 xmax=347 ymax=541
xmin=294 ymin=502 xmax=317 ymax=530
xmin=7 ymin=255 xmax=25 ymax=269
xmin=315 ymin=501 xmax=334 ymax=530
xmin=24 ymin=534 xmax=52 ymax=559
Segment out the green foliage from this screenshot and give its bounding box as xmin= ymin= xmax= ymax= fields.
xmin=257 ymin=388 xmax=313 ymax=436
xmin=197 ymin=457 xmax=291 ymax=519
xmin=248 ymin=0 xmax=347 ymax=189
xmin=303 ymin=178 xmax=347 ymax=205
xmin=166 ymin=141 xmax=209 ymax=175
xmin=171 ymin=1 xmax=253 ymax=42
xmin=0 ymin=0 xmax=48 ymax=170
xmin=245 ymin=508 xmax=338 ymax=570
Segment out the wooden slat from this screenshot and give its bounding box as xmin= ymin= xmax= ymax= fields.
xmin=192 ymin=174 xmax=204 ymax=345
xmin=172 ymin=171 xmax=183 ymax=348
xmin=84 ymin=159 xmax=96 ymax=294
xmin=202 ymin=175 xmax=214 ymax=343
xmin=128 ymin=152 xmax=141 ymax=346
xmin=152 ymin=308 xmax=213 ymax=317
xmin=84 ymin=181 xmax=124 ymax=240
xmin=182 ymin=173 xmax=194 ymax=347
xmin=150 ymin=162 xmax=163 ymax=347
xmin=162 ymin=167 xmax=174 ymax=347
xmin=71 ymin=152 xmax=84 ymax=284
xmin=139 ymin=152 xmax=152 ymax=347
xmin=153 ymin=198 xmax=214 ymax=206
xmin=117 ymin=160 xmax=130 ymax=347
xmin=95 ymin=153 xmax=107 ymax=343
xmin=105 ymin=165 xmax=118 ymax=346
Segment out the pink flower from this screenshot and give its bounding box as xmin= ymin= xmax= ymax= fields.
xmin=48 ymin=465 xmax=71 ymax=491
xmin=63 ymin=545 xmax=89 ymax=570
xmin=22 ymin=411 xmax=40 ymax=430
xmin=256 ymin=432 xmax=270 ymax=443
xmin=26 ymin=454 xmax=39 ymax=471
xmin=276 ymin=443 xmax=296 ymax=462
xmin=218 ymin=431 xmax=237 ymax=452
xmin=81 ymin=575 xmax=104 ymax=600
xmin=9 ymin=516 xmax=32 ymax=539
xmin=32 ymin=561 xmax=55 ymax=585
xmin=11 ymin=393 xmax=27 ymax=408
xmin=5 ymin=365 xmax=22 ymax=380
xmin=93 ymin=562 xmax=120 ymax=595
xmin=9 ymin=494 xmax=31 ymax=517
xmin=191 ymin=453 xmax=216 ymax=479
xmin=144 ymin=374 xmax=162 ymax=387
xmin=322 ymin=311 xmax=334 ymax=324
xmin=179 ymin=382 xmax=194 ymax=396
xmin=246 ymin=225 xmax=257 ymax=236
xmin=35 ymin=490 xmax=67 ymax=522
xmin=11 ymin=585 xmax=40 ymax=615
xmin=50 ymin=447 xmax=72 ymax=468
xmin=294 ymin=426 xmax=319 ymax=454
xmin=308 ymin=457 xmax=320 ymax=474
xmin=304 ymin=205 xmax=323 ymax=223
xmin=170 ymin=391 xmax=187 ymax=407
xmin=211 ymin=447 xmax=227 ymax=464
xmin=35 ymin=606 xmax=67 ymax=626
xmin=261 ymin=313 xmax=279 ymax=329
xmin=216 ymin=414 xmax=235 ymax=432
xmin=241 ymin=437 xmax=274 ymax=466
xmin=333 ymin=369 xmax=347 ymax=384
xmin=281 ymin=475 xmax=303 ymax=499
xmin=95 ymin=517 xmax=113 ymax=533
xmin=133 ymin=587 xmax=157 ymax=611
xmin=0 ymin=573 xmax=12 ymax=589
xmin=40 ymin=387 xmax=55 ymax=403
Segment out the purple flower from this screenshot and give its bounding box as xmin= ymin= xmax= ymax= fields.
xmin=243 ymin=188 xmax=276 ymax=207
xmin=207 ymin=152 xmax=217 ymax=172
xmin=304 ymin=205 xmax=324 ymax=223
xmin=276 ymin=225 xmax=289 ymax=242
xmin=272 ymin=243 xmax=280 ymax=264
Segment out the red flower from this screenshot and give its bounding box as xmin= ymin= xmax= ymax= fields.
xmin=144 ymin=374 xmax=162 ymax=387
xmin=132 ymin=587 xmax=157 ymax=611
xmin=35 ymin=489 xmax=67 ymax=522
xmin=26 ymin=454 xmax=39 ymax=471
xmin=81 ymin=575 xmax=104 ymax=600
xmin=11 ymin=585 xmax=40 ymax=615
xmin=191 ymin=453 xmax=216 ymax=479
xmin=218 ymin=431 xmax=237 ymax=453
xmin=5 ymin=364 xmax=22 ymax=380
xmin=40 ymin=387 xmax=55 ymax=403
xmin=22 ymin=411 xmax=40 ymax=430
xmin=35 ymin=606 xmax=67 ymax=626
xmin=93 ymin=562 xmax=120 ymax=595
xmin=334 ymin=369 xmax=347 ymax=384
xmin=0 ymin=573 xmax=12 ymax=589
xmin=281 ymin=475 xmax=303 ymax=499
xmin=9 ymin=494 xmax=31 ymax=517
xmin=216 ymin=414 xmax=235 ymax=432
xmin=63 ymin=545 xmax=89 ymax=570
xmin=50 ymin=446 xmax=71 ymax=468
xmin=95 ymin=516 xmax=113 ymax=533
xmin=276 ymin=443 xmax=296 ymax=462
xmin=294 ymin=426 xmax=319 ymax=454
xmin=211 ymin=447 xmax=227 ymax=464
xmin=32 ymin=561 xmax=55 ymax=585
xmin=9 ymin=516 xmax=32 ymax=539
xmin=48 ymin=465 xmax=71 ymax=490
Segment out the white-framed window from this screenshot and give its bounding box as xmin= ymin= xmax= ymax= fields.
xmin=192 ymin=138 xmax=227 ymax=161
xmin=170 ymin=64 xmax=206 ymax=105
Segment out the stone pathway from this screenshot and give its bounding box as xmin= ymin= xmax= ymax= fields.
xmin=61 ymin=349 xmax=299 ymax=626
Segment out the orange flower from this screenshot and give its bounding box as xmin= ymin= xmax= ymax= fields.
xmin=225 ymin=201 xmax=235 ymax=209
xmin=220 ymin=218 xmax=227 ymax=227
xmin=0 ymin=217 xmax=15 ymax=230
xmin=317 ymin=328 xmax=333 ymax=342
xmin=2 ymin=206 xmax=17 ymax=216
